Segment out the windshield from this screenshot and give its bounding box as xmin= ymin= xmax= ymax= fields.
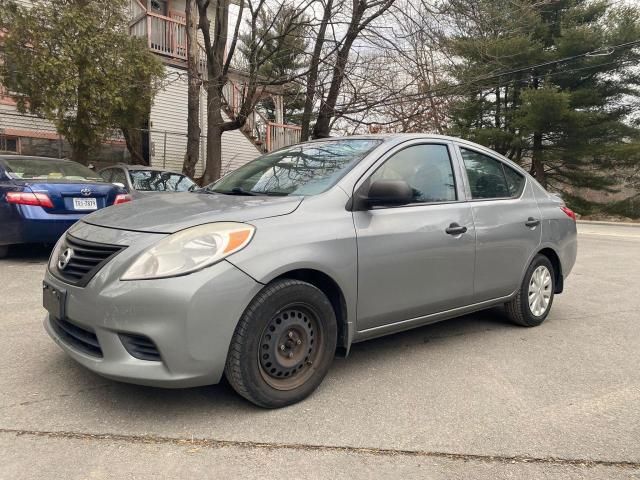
xmin=129 ymin=170 xmax=196 ymax=192
xmin=3 ymin=158 xmax=104 ymax=182
xmin=206 ymin=139 xmax=382 ymax=196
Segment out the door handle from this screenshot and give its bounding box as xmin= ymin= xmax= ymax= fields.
xmin=445 ymin=223 xmax=468 ymax=236
xmin=525 ymin=217 xmax=541 ymax=228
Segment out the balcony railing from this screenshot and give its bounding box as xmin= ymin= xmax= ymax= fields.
xmin=130 ymin=1 xmax=200 ymax=62
xmin=222 ymin=80 xmax=301 ymax=152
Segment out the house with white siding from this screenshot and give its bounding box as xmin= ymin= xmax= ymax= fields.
xmin=0 ymin=0 xmax=301 ymax=176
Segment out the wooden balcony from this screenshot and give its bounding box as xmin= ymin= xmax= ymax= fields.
xmin=129 ymin=0 xmax=193 ymax=62
xmin=129 ymin=0 xmax=302 ymax=153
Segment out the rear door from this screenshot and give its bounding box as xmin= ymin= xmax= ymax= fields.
xmin=353 ymin=141 xmax=476 ymax=332
xmin=455 ymin=145 xmax=542 ymax=302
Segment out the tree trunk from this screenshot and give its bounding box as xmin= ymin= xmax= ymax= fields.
xmin=530 ymin=76 xmax=545 ymax=186
xmin=300 ymin=0 xmax=333 ymax=141
xmin=183 ymin=0 xmax=201 ymax=178
xmin=199 ymin=0 xmax=228 ymax=185
xmin=70 ymin=141 xmax=90 ymax=165
xmin=532 ymin=131 xmax=545 ymax=187
xmin=203 ymin=80 xmax=223 ymax=185
xmin=71 ymin=59 xmax=92 ymax=165
xmin=122 ymin=127 xmax=147 ymax=165
xmin=312 ymin=30 xmax=359 ymax=139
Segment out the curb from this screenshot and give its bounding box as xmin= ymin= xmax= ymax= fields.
xmin=577 ymin=220 xmax=640 ymax=227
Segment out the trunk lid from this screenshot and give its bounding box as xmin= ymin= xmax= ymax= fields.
xmin=23 ymin=180 xmax=120 ymax=214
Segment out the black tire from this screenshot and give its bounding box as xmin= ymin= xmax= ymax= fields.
xmin=225 ymin=279 xmax=337 ymax=408
xmin=505 ymin=254 xmax=555 ymax=327
xmin=0 ymin=245 xmax=9 ymax=259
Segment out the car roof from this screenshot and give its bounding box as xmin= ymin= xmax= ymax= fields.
xmin=104 ymin=164 xmax=185 ymax=176
xmin=0 ymin=155 xmax=76 ymax=163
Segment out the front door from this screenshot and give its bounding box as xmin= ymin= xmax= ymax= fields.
xmin=353 ymin=142 xmax=476 ymax=332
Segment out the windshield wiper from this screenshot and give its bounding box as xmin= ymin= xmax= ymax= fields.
xmin=216 ymin=187 xmax=260 ymax=196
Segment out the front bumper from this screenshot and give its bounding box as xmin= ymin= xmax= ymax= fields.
xmin=43 ymin=224 xmax=263 ymax=388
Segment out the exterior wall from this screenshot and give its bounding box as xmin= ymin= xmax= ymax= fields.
xmin=0 ymin=105 xmax=129 ymax=163
xmin=149 ymin=65 xmax=260 ymax=176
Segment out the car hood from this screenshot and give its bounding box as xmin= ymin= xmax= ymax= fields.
xmin=82 ymin=192 xmax=303 ymax=233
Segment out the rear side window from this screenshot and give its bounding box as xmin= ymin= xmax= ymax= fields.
xmin=461 ymin=148 xmax=517 ymax=199
xmin=503 ymin=165 xmax=525 ymax=196
xmin=370 ymin=144 xmax=457 ymax=204
xmin=99 ymin=169 xmax=113 ymax=182
xmin=111 ymin=169 xmax=128 ymax=186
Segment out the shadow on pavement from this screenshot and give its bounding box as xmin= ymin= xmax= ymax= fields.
xmin=45 ymin=306 xmax=517 ymax=414
xmin=3 ymin=244 xmax=53 ymax=263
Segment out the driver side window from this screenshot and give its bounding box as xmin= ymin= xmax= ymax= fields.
xmin=370 ymin=144 xmax=457 ymax=204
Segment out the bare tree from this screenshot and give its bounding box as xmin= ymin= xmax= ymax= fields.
xmin=183 ymin=0 xmax=202 ymax=178
xmin=300 ymin=0 xmax=335 ymax=140
xmin=312 ymin=0 xmax=397 ymax=139
xmin=196 ymin=0 xmax=314 ymax=184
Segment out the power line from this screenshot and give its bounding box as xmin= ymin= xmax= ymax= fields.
xmin=335 ymin=42 xmax=640 ymax=115
xmin=352 ymin=39 xmax=640 ymax=111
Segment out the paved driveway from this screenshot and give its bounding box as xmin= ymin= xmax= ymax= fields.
xmin=1 ymin=222 xmax=639 ymax=479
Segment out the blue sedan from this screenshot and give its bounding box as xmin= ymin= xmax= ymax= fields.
xmin=0 ymin=155 xmax=131 ymax=257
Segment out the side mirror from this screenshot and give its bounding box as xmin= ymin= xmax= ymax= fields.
xmin=362 ymin=180 xmax=413 ymax=209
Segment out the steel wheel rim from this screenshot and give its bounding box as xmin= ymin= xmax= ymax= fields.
xmin=528 ymin=265 xmax=552 ymax=317
xmin=258 ymin=304 xmax=324 ymax=391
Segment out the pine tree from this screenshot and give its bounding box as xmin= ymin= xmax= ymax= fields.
xmin=0 ymin=0 xmax=163 ymax=165
xmin=444 ymin=0 xmax=640 ymax=211
xmin=238 ymin=5 xmax=309 ymax=124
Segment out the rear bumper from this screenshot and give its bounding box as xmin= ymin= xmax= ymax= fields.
xmin=43 ymin=259 xmax=263 ymax=388
xmin=1 ymin=204 xmax=84 ymax=245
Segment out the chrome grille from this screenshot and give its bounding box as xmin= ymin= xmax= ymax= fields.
xmin=53 ymin=234 xmax=124 ymax=287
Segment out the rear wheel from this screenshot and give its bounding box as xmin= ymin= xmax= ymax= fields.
xmin=0 ymin=245 xmax=9 ymax=259
xmin=225 ymin=279 xmax=337 ymax=408
xmin=505 ymin=254 xmax=555 ymax=327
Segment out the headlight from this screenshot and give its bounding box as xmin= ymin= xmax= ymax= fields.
xmin=121 ymin=222 xmax=255 ymax=280
xmin=48 ymin=235 xmax=66 ymax=271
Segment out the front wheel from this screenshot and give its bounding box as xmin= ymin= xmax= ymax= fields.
xmin=0 ymin=245 xmax=9 ymax=259
xmin=225 ymin=279 xmax=337 ymax=408
xmin=505 ymin=254 xmax=555 ymax=327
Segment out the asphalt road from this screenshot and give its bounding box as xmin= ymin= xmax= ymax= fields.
xmin=1 ymin=222 xmax=639 ymax=479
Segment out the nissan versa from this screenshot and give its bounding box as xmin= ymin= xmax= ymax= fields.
xmin=43 ymin=135 xmax=577 ymax=408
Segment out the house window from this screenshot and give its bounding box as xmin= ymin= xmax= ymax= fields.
xmin=0 ymin=136 xmax=20 ymax=153
xmin=150 ymin=0 xmax=168 ymax=15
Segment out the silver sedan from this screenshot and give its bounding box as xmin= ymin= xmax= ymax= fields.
xmin=43 ymin=135 xmax=577 ymax=408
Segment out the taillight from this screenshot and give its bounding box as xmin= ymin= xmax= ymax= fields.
xmin=114 ymin=193 xmax=132 ymax=205
xmin=6 ymin=191 xmax=54 ymax=208
xmin=560 ymin=206 xmax=576 ymax=222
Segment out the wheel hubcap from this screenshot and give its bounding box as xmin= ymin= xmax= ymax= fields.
xmin=258 ymin=306 xmax=322 ymax=390
xmin=528 ymin=265 xmax=552 ymax=317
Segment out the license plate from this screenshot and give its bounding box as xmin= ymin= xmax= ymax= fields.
xmin=73 ymin=197 xmax=97 ymax=210
xmin=43 ymin=281 xmax=66 ymax=319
